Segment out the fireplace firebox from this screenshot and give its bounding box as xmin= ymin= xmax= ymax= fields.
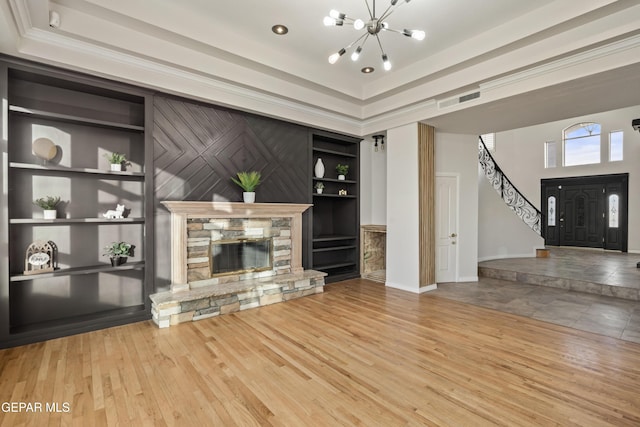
xmin=210 ymin=238 xmax=272 ymax=277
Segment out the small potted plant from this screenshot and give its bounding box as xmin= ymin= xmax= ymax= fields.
xmin=104 ymin=152 xmax=127 ymax=172
xmin=314 ymin=182 xmax=325 ymax=194
xmin=103 ymin=241 xmax=133 ymax=266
xmin=336 ymin=164 xmax=349 ymax=180
xmin=231 ymin=171 xmax=262 ymax=203
xmin=34 ymin=196 xmax=61 ymax=220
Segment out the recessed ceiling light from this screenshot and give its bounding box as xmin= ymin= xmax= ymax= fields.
xmin=272 ymin=25 xmax=288 ymax=35
xmin=361 ymin=67 xmax=375 ymax=74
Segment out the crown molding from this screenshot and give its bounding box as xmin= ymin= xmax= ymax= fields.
xmin=480 ymin=33 xmax=640 ymax=92
xmin=7 ymin=0 xmax=32 ymax=35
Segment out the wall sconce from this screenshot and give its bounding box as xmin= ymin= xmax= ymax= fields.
xmin=372 ymin=134 xmax=385 ymax=152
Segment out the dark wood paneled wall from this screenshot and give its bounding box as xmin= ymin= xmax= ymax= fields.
xmin=153 ymin=96 xmax=311 ymax=291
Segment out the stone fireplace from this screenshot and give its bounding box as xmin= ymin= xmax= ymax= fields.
xmin=149 ymin=202 xmax=326 ymax=328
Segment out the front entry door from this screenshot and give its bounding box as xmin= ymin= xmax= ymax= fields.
xmin=435 ymin=175 xmax=458 ymax=282
xmin=560 ymin=184 xmax=604 ymax=248
xmin=542 ymin=174 xmax=628 ymax=251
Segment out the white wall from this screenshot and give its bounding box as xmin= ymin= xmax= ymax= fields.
xmin=435 ymin=132 xmax=480 ymax=281
xmin=386 ymin=124 xmax=420 ymax=292
xmin=478 ymin=172 xmax=544 ymax=260
xmin=360 ymin=137 xmax=387 ymax=226
xmin=480 ymin=105 xmax=640 ymax=258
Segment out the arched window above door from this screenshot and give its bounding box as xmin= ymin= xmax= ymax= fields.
xmin=563 ymin=122 xmax=601 ymax=166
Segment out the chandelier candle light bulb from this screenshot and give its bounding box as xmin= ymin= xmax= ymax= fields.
xmin=382 ymin=54 xmax=392 ymax=70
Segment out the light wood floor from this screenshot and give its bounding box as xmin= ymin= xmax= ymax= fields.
xmin=1 ymin=279 xmax=640 ymax=426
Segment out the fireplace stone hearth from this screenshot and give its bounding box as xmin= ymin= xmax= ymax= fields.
xmin=150 ymin=202 xmax=326 ymax=328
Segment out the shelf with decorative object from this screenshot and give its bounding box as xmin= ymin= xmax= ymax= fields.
xmin=10 ymin=162 xmax=145 ymax=178
xmin=313 ymin=193 xmax=357 ymax=199
xmin=312 ymin=147 xmax=357 ymax=158
xmin=10 ymin=261 xmax=146 ymax=282
xmin=313 ymin=177 xmax=357 ymax=184
xmin=9 ymin=217 xmax=145 ymax=225
xmin=0 ymin=57 xmax=154 ymax=348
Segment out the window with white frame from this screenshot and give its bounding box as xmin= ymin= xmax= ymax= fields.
xmin=609 ymin=130 xmax=623 ymax=162
xmin=480 ymin=133 xmax=495 ymax=151
xmin=563 ymin=122 xmax=601 ymax=166
xmin=545 ymin=141 xmax=557 ymax=168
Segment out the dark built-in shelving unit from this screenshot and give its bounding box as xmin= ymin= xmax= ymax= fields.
xmin=310 ymin=131 xmax=361 ymax=283
xmin=0 ymin=57 xmax=154 ymax=348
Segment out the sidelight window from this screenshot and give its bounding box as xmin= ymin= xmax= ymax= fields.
xmin=545 ymin=141 xmax=557 ymax=168
xmin=609 ymin=131 xmax=623 ymax=162
xmin=480 ymin=133 xmax=495 ymax=151
xmin=609 ymin=194 xmax=619 ymax=228
xmin=547 ymin=196 xmax=556 ymax=226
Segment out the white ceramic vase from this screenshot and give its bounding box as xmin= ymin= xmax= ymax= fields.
xmin=316 ymin=188 xmax=323 ymax=194
xmin=110 ymin=163 xmax=122 ymax=172
xmin=43 ymin=209 xmax=57 ymax=220
xmin=314 ymin=158 xmax=325 ymax=178
xmin=338 ymin=174 xmax=346 ymax=181
xmin=243 ymin=192 xmax=256 ymax=203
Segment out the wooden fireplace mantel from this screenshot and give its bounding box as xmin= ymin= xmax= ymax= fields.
xmin=162 ymin=202 xmax=312 ymax=291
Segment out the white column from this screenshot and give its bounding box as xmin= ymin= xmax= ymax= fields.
xmin=385 ymin=123 xmax=421 ymax=292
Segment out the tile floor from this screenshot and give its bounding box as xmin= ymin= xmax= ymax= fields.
xmin=433 ymin=248 xmax=640 ymax=344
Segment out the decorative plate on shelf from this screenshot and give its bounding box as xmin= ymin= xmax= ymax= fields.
xmin=32 ymin=138 xmax=57 ymax=161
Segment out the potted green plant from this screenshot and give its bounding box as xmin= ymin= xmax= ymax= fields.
xmin=231 ymin=171 xmax=262 ymax=203
xmin=336 ymin=164 xmax=349 ymax=180
xmin=34 ymin=196 xmax=61 ymax=220
xmin=104 ymin=152 xmax=127 ymax=172
xmin=103 ymin=241 xmax=133 ymax=266
xmin=314 ymin=182 xmax=325 ymax=194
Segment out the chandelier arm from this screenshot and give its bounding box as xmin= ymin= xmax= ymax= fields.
xmin=347 ymin=32 xmax=370 ymax=50
xmin=381 ymin=27 xmax=403 ymax=35
xmin=378 ymin=8 xmax=397 ymax=22
xmin=364 ymin=0 xmax=374 ymax=20
xmin=377 ymin=3 xmax=396 ymax=22
xmin=336 ymin=32 xmax=371 ymax=56
xmin=375 ymin=33 xmax=386 ymax=55
xmin=379 ymin=0 xmax=410 ymax=22
xmin=360 ymin=33 xmax=370 ymax=49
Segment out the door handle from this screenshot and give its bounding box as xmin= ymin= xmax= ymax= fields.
xmin=450 ymin=233 xmax=457 ymax=238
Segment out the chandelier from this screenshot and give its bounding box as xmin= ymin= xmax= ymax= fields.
xmin=324 ymin=0 xmax=425 ymax=71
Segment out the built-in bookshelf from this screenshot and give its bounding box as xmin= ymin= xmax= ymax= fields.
xmin=310 ymin=131 xmax=360 ymax=283
xmin=0 ymin=57 xmax=153 ymax=348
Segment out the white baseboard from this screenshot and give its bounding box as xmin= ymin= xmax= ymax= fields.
xmin=457 ymin=276 xmax=479 ymax=282
xmin=386 ymin=281 xmax=437 ymax=294
xmin=477 ymin=251 xmax=537 ymax=262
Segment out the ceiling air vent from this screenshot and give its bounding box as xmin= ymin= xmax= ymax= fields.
xmin=459 ymin=91 xmax=480 ymax=103
xmin=438 ymin=91 xmax=480 ymax=109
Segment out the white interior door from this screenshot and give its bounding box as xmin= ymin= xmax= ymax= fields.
xmin=435 ymin=175 xmax=458 ymax=283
